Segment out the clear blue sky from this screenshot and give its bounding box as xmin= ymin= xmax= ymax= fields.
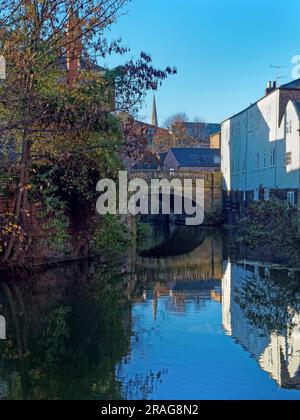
xmin=105 ymin=0 xmax=300 ymax=126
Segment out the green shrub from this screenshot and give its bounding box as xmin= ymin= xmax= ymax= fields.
xmin=92 ymin=214 xmax=130 ymax=253
xmin=238 ymin=199 xmax=300 ymax=265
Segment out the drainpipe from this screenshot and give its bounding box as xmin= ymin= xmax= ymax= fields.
xmin=275 ymin=90 xmax=279 ymax=188
xmin=245 ymin=109 xmax=249 ymax=201
xmin=298 ymin=122 xmax=300 ymax=209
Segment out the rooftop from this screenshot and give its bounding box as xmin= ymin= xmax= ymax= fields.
xmin=222 ymin=77 xmax=300 ymax=124
xmin=169 ymin=147 xmax=221 ymax=168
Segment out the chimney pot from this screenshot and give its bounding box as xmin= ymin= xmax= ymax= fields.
xmin=266 ymin=81 xmax=276 ymax=96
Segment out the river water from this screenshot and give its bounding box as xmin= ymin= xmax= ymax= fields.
xmin=0 ymin=224 xmax=300 ymax=400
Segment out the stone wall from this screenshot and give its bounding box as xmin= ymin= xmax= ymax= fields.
xmin=203 ymin=172 xmax=223 ymax=217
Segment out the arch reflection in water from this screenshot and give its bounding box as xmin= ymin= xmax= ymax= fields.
xmin=121 ymin=224 xmax=300 ymax=398
xmin=0 ymin=224 xmax=300 ymax=399
xmin=132 ymin=225 xmax=223 ymax=318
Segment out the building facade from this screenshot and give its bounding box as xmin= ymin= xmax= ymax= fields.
xmin=210 ymin=132 xmax=221 ymax=149
xmin=221 ymin=78 xmax=300 ymax=207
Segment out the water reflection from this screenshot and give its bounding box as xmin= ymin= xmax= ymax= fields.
xmin=0 ymin=263 xmax=133 ymax=400
xmin=223 ymin=260 xmax=300 ymax=390
xmin=0 ymin=224 xmax=300 ymax=399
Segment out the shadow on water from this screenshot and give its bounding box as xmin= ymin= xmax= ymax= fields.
xmin=139 ymin=224 xmax=211 ymax=257
xmin=0 ymin=223 xmax=300 ymax=399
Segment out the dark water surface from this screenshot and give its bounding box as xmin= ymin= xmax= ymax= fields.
xmin=1 ymin=225 xmax=300 ymax=400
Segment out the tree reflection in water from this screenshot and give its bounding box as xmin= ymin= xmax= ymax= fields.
xmin=1 ymin=225 xmax=300 ymax=399
xmin=235 ymin=266 xmax=300 ymax=334
xmin=223 ymin=261 xmax=300 ymax=390
xmin=0 ymin=261 xmax=163 ymax=400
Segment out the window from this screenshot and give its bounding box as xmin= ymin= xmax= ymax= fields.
xmin=284 ymin=152 xmax=292 ymax=166
xmin=241 ymin=158 xmax=246 ymax=174
xmin=256 ymin=113 xmax=260 ymax=129
xmin=264 ymin=189 xmax=270 ymax=201
xmin=287 ymin=191 xmax=295 ymax=206
xmin=248 ymin=120 xmax=253 ymax=132
xmin=270 ymin=149 xmax=275 ymax=167
xmin=263 ymin=151 xmax=267 ymax=169
xmin=242 ymin=119 xmax=247 ymax=134
xmin=286 ymin=120 xmax=292 ymax=134
xmin=233 ymin=122 xmax=240 ymax=138
xmin=255 ymin=153 xmax=260 ymax=170
xmin=254 ymin=189 xmax=259 ymax=201
xmin=235 ymin=159 xmax=240 ymax=174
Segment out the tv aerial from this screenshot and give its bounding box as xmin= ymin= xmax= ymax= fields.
xmin=270 ymin=64 xmax=288 ymax=82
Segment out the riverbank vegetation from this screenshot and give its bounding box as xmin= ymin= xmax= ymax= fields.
xmin=0 ymin=0 xmax=175 ymax=268
xmin=237 ymin=199 xmax=300 ymax=266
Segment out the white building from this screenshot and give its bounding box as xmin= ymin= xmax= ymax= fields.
xmin=221 ymin=78 xmax=300 ymax=205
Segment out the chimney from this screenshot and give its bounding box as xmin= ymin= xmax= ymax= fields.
xmin=66 ymin=11 xmax=82 ymax=87
xmin=265 ymin=80 xmax=277 ymax=96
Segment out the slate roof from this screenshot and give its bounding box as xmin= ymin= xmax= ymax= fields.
xmin=222 ymin=77 xmax=300 ymax=124
xmin=281 ymin=77 xmax=300 ymax=90
xmin=170 ymin=148 xmax=221 ymax=168
xmin=132 ymin=156 xmax=159 ymax=170
xmin=159 ymin=152 xmax=168 ymax=166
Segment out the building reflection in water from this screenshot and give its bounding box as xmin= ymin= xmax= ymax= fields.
xmin=222 ymin=260 xmax=300 ymax=390
xmin=132 ymin=227 xmax=223 ymax=318
xmin=1 ymin=223 xmax=300 ymax=398
xmin=133 ymin=224 xmax=300 ymax=391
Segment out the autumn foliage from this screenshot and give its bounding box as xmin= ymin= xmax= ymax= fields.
xmin=0 ymin=0 xmax=175 ymax=265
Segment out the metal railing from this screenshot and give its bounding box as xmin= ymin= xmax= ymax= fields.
xmin=128 ymin=170 xmax=217 ymax=182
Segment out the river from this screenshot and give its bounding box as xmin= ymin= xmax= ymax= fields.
xmin=0 ymin=224 xmax=300 ymax=400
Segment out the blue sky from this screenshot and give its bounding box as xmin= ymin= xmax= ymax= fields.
xmin=105 ymin=0 xmax=300 ymax=126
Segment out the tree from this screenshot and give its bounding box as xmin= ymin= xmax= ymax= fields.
xmin=164 ymin=112 xmax=189 ymax=130
xmin=120 ymin=115 xmax=158 ymax=167
xmin=191 ymin=116 xmax=206 ymax=141
xmin=163 ymin=112 xmax=197 ymax=148
xmin=0 ymin=0 xmax=176 ymax=265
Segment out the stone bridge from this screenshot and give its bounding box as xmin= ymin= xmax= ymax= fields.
xmin=128 ymin=170 xmax=223 ymax=220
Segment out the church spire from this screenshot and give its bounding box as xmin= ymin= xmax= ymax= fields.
xmin=151 ymin=94 xmax=158 ymax=127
